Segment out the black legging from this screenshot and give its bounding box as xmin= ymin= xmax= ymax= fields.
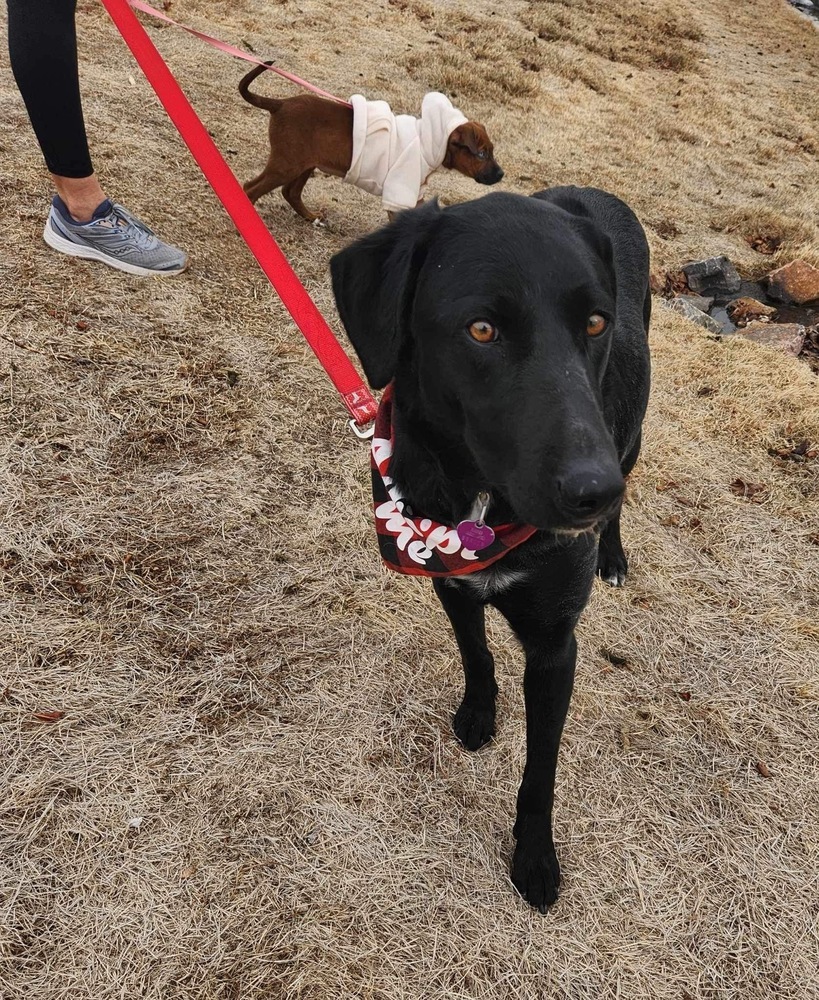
xmin=6 ymin=0 xmax=93 ymax=178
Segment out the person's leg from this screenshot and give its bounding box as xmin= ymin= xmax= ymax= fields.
xmin=7 ymin=0 xmax=90 ymax=178
xmin=51 ymin=175 xmax=107 ymax=224
xmin=7 ymin=0 xmax=107 ymax=221
xmin=7 ymin=0 xmax=187 ymax=274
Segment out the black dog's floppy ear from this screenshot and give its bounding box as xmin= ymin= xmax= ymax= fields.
xmin=577 ymin=216 xmax=615 ymax=273
xmin=532 ymin=189 xmax=613 ymax=269
xmin=330 ymin=200 xmax=441 ymax=389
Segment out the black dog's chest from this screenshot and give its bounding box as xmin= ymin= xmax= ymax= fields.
xmin=449 ymin=562 xmax=532 ymax=599
xmin=451 ymin=530 xmax=600 ymax=607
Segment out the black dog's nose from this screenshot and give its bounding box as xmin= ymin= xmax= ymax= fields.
xmin=556 ymin=466 xmax=624 ymax=523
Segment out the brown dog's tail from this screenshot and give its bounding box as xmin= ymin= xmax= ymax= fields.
xmin=238 ymin=62 xmax=283 ymax=112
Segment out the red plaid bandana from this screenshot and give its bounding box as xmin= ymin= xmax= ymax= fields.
xmin=370 ymin=386 xmax=538 ymax=577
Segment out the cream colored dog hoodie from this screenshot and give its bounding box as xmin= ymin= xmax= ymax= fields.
xmin=344 ymin=92 xmax=469 ymax=213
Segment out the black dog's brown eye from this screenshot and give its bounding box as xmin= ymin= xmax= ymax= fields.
xmin=587 ymin=313 xmax=608 ymax=337
xmin=468 ymin=320 xmax=498 ymax=343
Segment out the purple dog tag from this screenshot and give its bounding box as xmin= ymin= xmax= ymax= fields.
xmin=456 ymin=519 xmax=496 ymax=552
xmin=456 ymin=490 xmax=495 ymax=551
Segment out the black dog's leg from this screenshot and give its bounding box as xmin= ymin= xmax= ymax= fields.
xmin=597 ymin=431 xmax=642 ymax=587
xmin=433 ymin=579 xmax=497 ymax=751
xmin=491 ymin=586 xmax=580 ymax=912
xmin=513 ymin=622 xmax=576 ymax=912
xmin=597 ymin=516 xmax=627 ymax=587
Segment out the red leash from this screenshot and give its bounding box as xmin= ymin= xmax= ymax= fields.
xmin=127 ymin=0 xmax=351 ymax=107
xmin=98 ymin=0 xmax=376 ymax=430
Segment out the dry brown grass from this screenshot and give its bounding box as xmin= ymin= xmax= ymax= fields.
xmin=2 ymin=0 xmax=819 ymax=997
xmin=522 ymin=0 xmax=704 ymax=74
xmin=710 ymin=205 xmax=819 ymax=278
xmin=404 ymin=11 xmax=541 ymax=103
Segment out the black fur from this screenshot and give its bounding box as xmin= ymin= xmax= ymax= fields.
xmin=331 ymin=187 xmax=651 ymax=911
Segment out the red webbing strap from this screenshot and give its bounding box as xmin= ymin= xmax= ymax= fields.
xmin=98 ymin=0 xmax=377 ymax=427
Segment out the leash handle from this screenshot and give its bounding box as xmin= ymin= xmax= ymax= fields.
xmin=98 ymin=0 xmax=377 ymax=429
xmin=127 ymin=0 xmax=351 ymax=106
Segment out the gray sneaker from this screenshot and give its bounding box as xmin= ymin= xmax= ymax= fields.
xmin=43 ymin=197 xmax=188 ymax=277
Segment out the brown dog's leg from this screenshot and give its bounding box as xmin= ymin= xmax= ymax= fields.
xmin=243 ymin=158 xmax=293 ymax=205
xmin=281 ymin=169 xmax=318 ymax=222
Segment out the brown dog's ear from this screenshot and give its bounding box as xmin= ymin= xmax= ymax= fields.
xmin=330 ymin=201 xmax=441 ymax=389
xmin=449 ymin=123 xmax=483 ymax=155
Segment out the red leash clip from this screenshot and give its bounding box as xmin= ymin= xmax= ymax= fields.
xmin=343 ymin=389 xmax=377 ymax=438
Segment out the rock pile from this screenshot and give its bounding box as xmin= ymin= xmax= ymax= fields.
xmin=656 ymin=255 xmax=819 ymax=364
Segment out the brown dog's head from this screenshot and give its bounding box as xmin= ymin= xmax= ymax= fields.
xmin=444 ymin=122 xmax=504 ymax=185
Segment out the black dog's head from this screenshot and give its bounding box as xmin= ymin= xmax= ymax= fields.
xmin=331 ymin=192 xmax=625 ymax=532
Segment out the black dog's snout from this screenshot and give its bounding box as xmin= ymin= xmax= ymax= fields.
xmin=556 ymin=465 xmax=624 ymax=523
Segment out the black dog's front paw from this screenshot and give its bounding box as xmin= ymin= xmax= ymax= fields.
xmin=597 ymin=534 xmax=628 ymax=587
xmin=453 ymin=695 xmax=495 ymax=751
xmin=511 ymin=835 xmax=561 ymax=913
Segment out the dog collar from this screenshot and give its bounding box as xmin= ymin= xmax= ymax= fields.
xmin=370 ymin=386 xmax=538 ymax=577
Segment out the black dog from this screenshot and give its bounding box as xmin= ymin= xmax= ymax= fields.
xmin=330 ymin=187 xmax=651 ymax=911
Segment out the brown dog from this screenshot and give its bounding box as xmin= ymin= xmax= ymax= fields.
xmin=239 ymin=63 xmax=503 ymax=222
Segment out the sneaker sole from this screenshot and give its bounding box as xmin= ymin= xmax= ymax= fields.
xmin=43 ymin=220 xmax=188 ymax=278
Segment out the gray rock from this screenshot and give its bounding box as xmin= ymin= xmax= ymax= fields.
xmin=788 ymin=0 xmax=819 ymax=20
xmin=676 ymin=294 xmax=714 ymax=312
xmin=682 ymin=256 xmax=742 ymax=296
xmin=662 ymin=296 xmax=724 ymax=334
xmin=726 ymin=279 xmax=770 ymax=305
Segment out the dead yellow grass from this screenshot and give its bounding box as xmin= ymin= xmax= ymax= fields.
xmin=522 ymin=0 xmax=704 ymax=74
xmin=404 ymin=11 xmax=541 ymax=102
xmin=1 ymin=0 xmax=818 ymax=997
xmin=710 ymin=205 xmax=819 ymax=278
